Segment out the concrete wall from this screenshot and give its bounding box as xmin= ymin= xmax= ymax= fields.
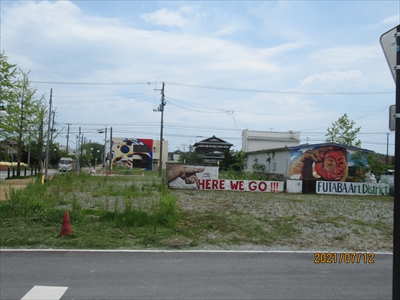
xmin=152 ymin=139 xmax=169 ymax=171
xmin=245 ymin=150 xmax=290 ymax=177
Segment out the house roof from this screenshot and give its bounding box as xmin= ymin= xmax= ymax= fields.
xmin=0 ymin=140 xmax=17 ymax=149
xmin=247 ymin=136 xmax=300 ymax=142
xmin=194 ymin=135 xmax=233 ymax=147
xmin=203 ymin=151 xmax=224 ymax=158
xmin=245 ymin=142 xmax=372 ymax=155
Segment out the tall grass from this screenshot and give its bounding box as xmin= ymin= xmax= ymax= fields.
xmin=96 ymin=184 xmax=178 ymax=228
xmin=1 ymin=176 xmax=51 ymax=216
xmin=0 ymin=172 xmax=178 ymax=230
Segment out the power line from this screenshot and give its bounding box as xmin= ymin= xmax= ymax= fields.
xmin=165 ymin=82 xmax=394 ymax=95
xmin=31 ymin=81 xmax=156 ymax=86
xmin=165 ymin=97 xmax=226 ymax=114
xmin=30 ymin=80 xmax=394 ymax=95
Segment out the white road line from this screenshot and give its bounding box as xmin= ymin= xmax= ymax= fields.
xmin=21 ymin=286 xmax=68 ymax=300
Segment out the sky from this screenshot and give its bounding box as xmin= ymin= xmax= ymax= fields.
xmin=0 ymin=0 xmax=399 ymax=155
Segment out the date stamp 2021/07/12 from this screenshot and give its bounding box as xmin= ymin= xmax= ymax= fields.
xmin=314 ymin=252 xmax=375 ymax=264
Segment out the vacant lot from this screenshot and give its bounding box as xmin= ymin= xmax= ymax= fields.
xmin=173 ymin=189 xmax=393 ymax=252
xmin=0 ymin=174 xmax=393 ymax=252
xmin=0 ymin=178 xmax=34 ymax=201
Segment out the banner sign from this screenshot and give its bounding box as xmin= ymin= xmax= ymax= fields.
xmin=167 ymin=164 xmax=283 ymax=192
xmin=197 ymin=179 xmax=283 ymax=192
xmin=316 ymin=181 xmax=390 ymax=196
xmin=167 ymin=165 xmax=219 ymax=189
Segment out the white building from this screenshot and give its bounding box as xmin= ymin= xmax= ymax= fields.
xmin=152 ymin=139 xmax=169 ymax=171
xmin=242 ymin=129 xmax=300 ymax=152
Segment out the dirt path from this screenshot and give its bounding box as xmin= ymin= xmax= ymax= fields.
xmin=0 ymin=179 xmax=33 ymax=201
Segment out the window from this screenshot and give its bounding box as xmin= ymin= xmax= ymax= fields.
xmin=133 ymin=145 xmax=150 ymax=152
xmin=348 ymin=166 xmax=356 ymax=177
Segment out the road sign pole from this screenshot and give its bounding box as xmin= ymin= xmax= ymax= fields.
xmin=394 ymin=24 xmax=400 ymax=300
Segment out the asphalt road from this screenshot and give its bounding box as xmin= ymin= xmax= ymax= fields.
xmin=0 ymin=250 xmax=392 ymax=300
xmin=0 ymin=168 xmax=57 ymax=180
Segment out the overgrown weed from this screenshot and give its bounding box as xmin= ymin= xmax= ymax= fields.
xmin=0 ymin=171 xmax=393 ymax=251
xmin=0 ymin=172 xmax=178 ymax=248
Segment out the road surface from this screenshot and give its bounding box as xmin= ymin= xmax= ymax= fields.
xmin=0 ymin=250 xmax=392 ymax=299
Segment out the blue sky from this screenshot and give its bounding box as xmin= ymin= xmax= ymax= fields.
xmin=0 ymin=0 xmax=398 ymax=155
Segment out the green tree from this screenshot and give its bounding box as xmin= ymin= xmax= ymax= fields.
xmin=350 ymin=151 xmax=370 ymax=182
xmin=2 ymin=70 xmax=45 ymax=175
xmin=0 ymin=53 xmax=18 ymax=160
xmin=220 ymin=149 xmax=234 ymax=170
xmin=366 ymin=152 xmax=387 ymax=181
xmin=0 ymin=52 xmax=17 ymax=109
xmin=178 ymin=150 xmax=203 ymax=164
xmin=231 ymin=150 xmax=246 ymax=171
xmin=221 ymin=149 xmax=246 ymax=171
xmin=325 ymin=113 xmax=361 ymax=147
xmin=84 ymin=142 xmax=103 ymax=168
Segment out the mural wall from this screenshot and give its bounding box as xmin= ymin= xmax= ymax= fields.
xmin=167 ymin=165 xmax=218 ymax=189
xmin=112 ymin=138 xmax=153 ymax=170
xmin=289 ymin=145 xmax=365 ymax=182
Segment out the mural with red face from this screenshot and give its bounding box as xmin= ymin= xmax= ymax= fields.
xmin=314 ymin=147 xmax=348 ymax=181
xmin=290 ymin=146 xmax=349 ymax=182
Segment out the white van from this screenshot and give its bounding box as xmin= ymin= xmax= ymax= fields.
xmin=59 ymin=157 xmax=74 ymax=172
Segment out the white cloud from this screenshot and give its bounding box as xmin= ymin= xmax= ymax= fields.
xmin=2 ymin=1 xmax=288 ymax=84
xmin=299 ymin=70 xmax=363 ymax=88
xmin=307 ymin=45 xmax=382 ymax=68
xmin=141 ymin=8 xmax=188 ymax=28
xmin=0 ymin=1 xmax=396 ymax=154
xmin=381 ymin=15 xmax=399 ymax=26
xmin=213 ymin=25 xmax=239 ymax=36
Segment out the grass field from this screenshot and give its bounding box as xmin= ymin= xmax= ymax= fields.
xmin=0 ymin=172 xmax=393 ymax=252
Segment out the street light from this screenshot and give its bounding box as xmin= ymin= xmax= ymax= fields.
xmin=97 ymin=127 xmax=107 ymax=173
xmin=91 ymin=148 xmax=100 ymax=170
xmin=53 ymin=148 xmax=58 ymax=168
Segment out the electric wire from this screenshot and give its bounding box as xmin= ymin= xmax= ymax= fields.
xmin=31 ymin=80 xmax=394 ymax=95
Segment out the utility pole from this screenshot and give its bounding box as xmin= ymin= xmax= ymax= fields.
xmin=75 ymin=127 xmax=81 ymax=173
xmin=50 ymin=110 xmax=56 ymax=145
xmin=393 ymin=24 xmax=400 ymax=299
xmin=16 ymin=86 xmax=25 ymax=177
xmin=155 ymin=82 xmax=166 ymax=177
xmin=103 ymin=127 xmax=107 ymax=173
xmin=38 ymin=112 xmax=44 ymax=172
xmin=44 ymin=89 xmax=52 ymax=182
xmin=387 ymin=133 xmax=390 ymax=166
xmin=380 ymin=27 xmax=400 ymax=298
xmin=80 ymin=134 xmax=84 ymax=169
xmin=66 ymin=123 xmax=71 ymax=153
xmin=27 ymin=134 xmax=31 ymax=169
xmin=109 ymin=127 xmax=113 ymax=172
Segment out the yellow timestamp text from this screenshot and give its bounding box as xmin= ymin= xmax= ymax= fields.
xmin=314 ymin=252 xmax=375 ymax=264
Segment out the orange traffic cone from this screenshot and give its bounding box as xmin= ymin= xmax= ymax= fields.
xmin=60 ymin=211 xmax=72 ymax=237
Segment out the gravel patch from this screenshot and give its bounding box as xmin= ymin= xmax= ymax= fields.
xmin=172 ymin=189 xmax=393 ymax=253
